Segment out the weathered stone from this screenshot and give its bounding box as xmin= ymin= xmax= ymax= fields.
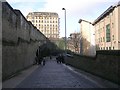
xmin=2 ymin=2 xmax=47 ymax=80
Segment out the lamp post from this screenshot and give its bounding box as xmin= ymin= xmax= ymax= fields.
xmin=62 ymin=8 xmax=67 ymax=55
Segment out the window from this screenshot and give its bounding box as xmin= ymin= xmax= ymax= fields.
xmin=106 ymin=24 xmax=111 ymax=42
xmin=112 ymin=35 xmax=114 ymax=40
xmin=109 ymin=47 xmax=111 ymax=50
xmin=113 ymin=47 xmax=114 ymax=50
xmin=106 ymin=47 xmax=108 ymax=50
xmin=98 ymin=47 xmax=100 ymax=50
xmin=101 ymin=37 xmax=102 ymax=42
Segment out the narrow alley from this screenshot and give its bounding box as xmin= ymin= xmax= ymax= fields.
xmin=3 ymin=57 xmax=119 ymax=89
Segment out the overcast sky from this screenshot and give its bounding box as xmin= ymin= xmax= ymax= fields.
xmin=7 ymin=0 xmax=119 ymax=37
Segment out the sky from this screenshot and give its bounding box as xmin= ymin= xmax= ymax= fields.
xmin=6 ymin=0 xmax=120 ymax=37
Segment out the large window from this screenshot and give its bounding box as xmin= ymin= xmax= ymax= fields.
xmin=106 ymin=24 xmax=111 ymax=42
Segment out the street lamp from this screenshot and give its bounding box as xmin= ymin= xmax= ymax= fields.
xmin=62 ymin=8 xmax=67 ymax=55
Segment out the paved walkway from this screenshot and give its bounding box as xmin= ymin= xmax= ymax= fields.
xmin=16 ymin=60 xmax=100 ymax=88
xmin=3 ymin=58 xmax=119 ymax=88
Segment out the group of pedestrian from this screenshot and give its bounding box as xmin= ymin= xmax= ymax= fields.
xmin=34 ymin=49 xmax=46 ymax=66
xmin=56 ymin=54 xmax=65 ymax=64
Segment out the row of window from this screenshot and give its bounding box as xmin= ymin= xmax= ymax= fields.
xmin=98 ymin=35 xmax=114 ymax=43
xmin=97 ymin=22 xmax=114 ymax=34
xmin=37 ymin=26 xmax=58 ymax=29
xmin=46 ymin=35 xmax=58 ymax=38
xmin=40 ymin=30 xmax=58 ymax=34
xmin=35 ymin=24 xmax=58 ymax=27
xmin=39 ymin=27 xmax=58 ymax=30
xmin=44 ymin=33 xmax=58 ymax=35
xmin=98 ymin=37 xmax=105 ymax=43
xmin=97 ymin=24 xmax=111 ymax=43
xmin=32 ymin=16 xmax=58 ymax=20
xmin=32 ymin=20 xmax=58 ymax=23
xmin=99 ymin=46 xmax=114 ymax=50
xmin=41 ymin=30 xmax=58 ymax=33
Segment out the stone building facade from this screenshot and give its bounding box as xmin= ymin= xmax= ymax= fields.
xmin=26 ymin=12 xmax=60 ymax=40
xmin=78 ymin=19 xmax=96 ymax=56
xmin=93 ymin=2 xmax=120 ymax=50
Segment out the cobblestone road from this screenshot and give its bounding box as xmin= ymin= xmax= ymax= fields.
xmin=16 ymin=59 xmax=108 ymax=88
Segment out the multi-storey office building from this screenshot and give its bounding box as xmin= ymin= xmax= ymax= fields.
xmin=93 ymin=2 xmax=120 ymax=50
xmin=26 ymin=12 xmax=59 ymax=39
xmin=78 ymin=19 xmax=96 ymax=56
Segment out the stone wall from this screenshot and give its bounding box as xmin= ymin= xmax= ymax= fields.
xmin=0 ymin=1 xmax=2 ymax=89
xmin=2 ymin=2 xmax=48 ymax=80
xmin=65 ymin=50 xmax=120 ymax=84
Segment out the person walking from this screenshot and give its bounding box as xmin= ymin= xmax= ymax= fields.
xmin=42 ymin=58 xmax=46 ymax=66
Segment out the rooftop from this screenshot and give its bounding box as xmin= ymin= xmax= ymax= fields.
xmin=93 ymin=1 xmax=120 ymax=25
xmin=27 ymin=12 xmax=58 ymax=16
xmin=78 ymin=19 xmax=92 ymax=24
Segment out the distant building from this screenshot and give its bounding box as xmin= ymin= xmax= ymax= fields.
xmin=93 ymin=2 xmax=120 ymax=50
xmin=78 ymin=19 xmax=96 ymax=56
xmin=26 ymin=12 xmax=60 ymax=40
xmin=67 ymin=33 xmax=80 ymax=54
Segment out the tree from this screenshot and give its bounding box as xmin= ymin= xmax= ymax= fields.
xmin=58 ymin=38 xmax=65 ymax=50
